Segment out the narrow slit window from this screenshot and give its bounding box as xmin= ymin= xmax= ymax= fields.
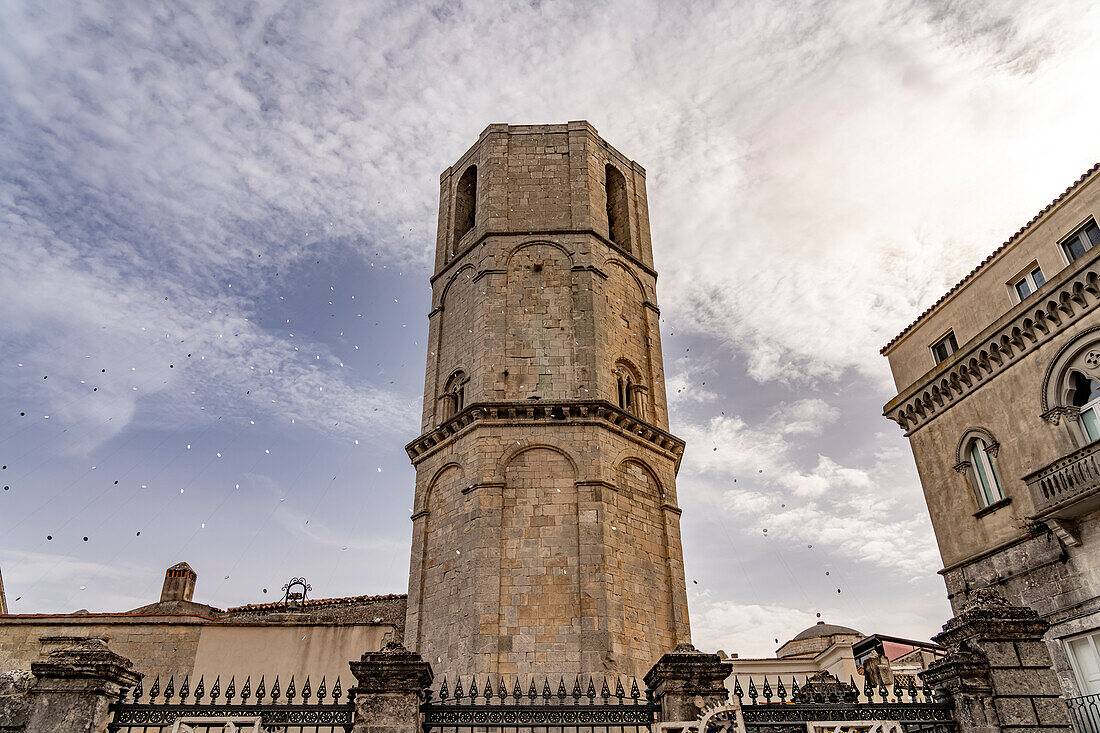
xmin=605 ymin=164 xmax=630 ymax=250
xmin=452 ymin=166 xmax=477 ymax=253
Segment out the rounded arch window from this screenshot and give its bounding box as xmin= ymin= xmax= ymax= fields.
xmin=955 ymin=429 xmax=1004 ymax=510
xmin=452 ymin=166 xmax=477 ymax=255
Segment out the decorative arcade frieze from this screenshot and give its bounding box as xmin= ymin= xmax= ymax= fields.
xmin=883 ymin=246 xmax=1100 ymax=436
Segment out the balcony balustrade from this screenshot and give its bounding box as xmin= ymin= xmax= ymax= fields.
xmin=1025 ymin=439 xmax=1100 ymax=518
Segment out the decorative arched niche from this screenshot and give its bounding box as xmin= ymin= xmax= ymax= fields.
xmin=953 ymin=427 xmax=1005 ymax=511
xmin=1041 ymin=327 xmax=1100 ymax=447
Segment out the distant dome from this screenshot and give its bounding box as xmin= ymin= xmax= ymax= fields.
xmin=791 ymin=621 xmax=862 ymax=641
xmin=775 ymin=621 xmax=864 ymax=659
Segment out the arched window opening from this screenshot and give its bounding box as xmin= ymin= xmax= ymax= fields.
xmin=605 ymin=164 xmax=630 ymax=250
xmin=1071 ymin=370 xmax=1100 ymax=442
xmin=441 ymin=370 xmax=467 ymax=422
xmin=967 ymin=438 xmax=1004 ymax=509
xmin=452 ymin=166 xmax=477 ymax=253
xmin=614 ymin=361 xmax=643 ymax=417
xmin=956 ymin=429 xmax=1004 ymax=511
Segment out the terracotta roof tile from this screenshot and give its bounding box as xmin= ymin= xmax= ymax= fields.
xmin=881 ymin=162 xmax=1100 ymax=355
xmin=226 ymin=592 xmax=405 ymax=614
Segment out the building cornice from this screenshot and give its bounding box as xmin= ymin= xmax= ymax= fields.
xmin=883 ymin=244 xmax=1100 ymax=435
xmin=405 ymin=400 xmax=686 ymax=469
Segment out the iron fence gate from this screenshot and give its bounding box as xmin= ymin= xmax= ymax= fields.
xmin=421 ymin=675 xmax=659 ymax=733
xmin=730 ymin=674 xmax=955 ymax=733
xmin=107 ymin=673 xmax=354 ymax=732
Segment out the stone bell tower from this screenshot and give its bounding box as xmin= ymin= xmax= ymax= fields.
xmin=404 ymin=122 xmax=690 ymax=679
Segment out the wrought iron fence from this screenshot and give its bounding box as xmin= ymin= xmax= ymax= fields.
xmin=1069 ymin=693 xmax=1100 ymax=733
xmin=421 ymin=675 xmax=659 ymax=733
xmin=732 ymin=674 xmax=936 ymax=705
xmin=731 ymin=674 xmax=955 ymax=733
xmin=107 ymin=672 xmax=354 ymax=732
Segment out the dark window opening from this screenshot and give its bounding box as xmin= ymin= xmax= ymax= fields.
xmin=1063 ymin=219 xmax=1100 ymax=263
xmin=605 ymin=164 xmax=630 ymax=250
xmin=931 ymin=331 xmax=959 ymax=365
xmin=1071 ymin=371 xmax=1100 ymax=407
xmin=452 ymin=166 xmax=477 ymax=253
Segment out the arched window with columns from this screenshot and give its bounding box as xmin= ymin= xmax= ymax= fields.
xmin=613 ymin=360 xmax=646 ymax=419
xmin=955 ymin=428 xmax=1004 ymax=510
xmin=440 ymin=370 xmax=467 ymax=423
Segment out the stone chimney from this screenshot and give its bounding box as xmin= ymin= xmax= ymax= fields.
xmin=159 ymin=562 xmax=196 ymax=603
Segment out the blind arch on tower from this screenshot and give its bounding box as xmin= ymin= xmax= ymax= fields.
xmin=500 ymin=445 xmax=582 ymax=675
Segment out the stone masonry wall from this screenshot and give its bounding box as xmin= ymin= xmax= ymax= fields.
xmin=944 ymin=508 xmax=1100 ymax=696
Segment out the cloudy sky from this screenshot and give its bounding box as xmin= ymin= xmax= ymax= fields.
xmin=2 ymin=0 xmax=1099 ymax=658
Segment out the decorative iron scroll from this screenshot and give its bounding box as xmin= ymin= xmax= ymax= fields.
xmin=424 ymin=704 xmax=658 ymax=728
xmin=422 ymin=675 xmax=659 ymax=729
xmin=108 ymin=704 xmax=353 ymax=729
xmin=740 ymin=704 xmax=954 ymax=725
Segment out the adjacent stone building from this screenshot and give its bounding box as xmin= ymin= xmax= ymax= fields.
xmin=881 ymin=163 xmax=1100 ymax=697
xmin=403 ymin=122 xmax=692 ymax=680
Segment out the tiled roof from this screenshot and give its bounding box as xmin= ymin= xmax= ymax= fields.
xmin=226 ymin=592 xmax=405 ymax=614
xmin=881 ymin=162 xmax=1100 ymax=355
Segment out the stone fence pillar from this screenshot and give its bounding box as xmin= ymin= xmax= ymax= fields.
xmin=24 ymin=638 xmax=140 ymax=733
xmin=644 ymin=643 xmax=733 ymax=723
xmin=349 ymin=642 xmax=433 ymax=733
xmin=922 ymin=588 xmax=1072 ymax=733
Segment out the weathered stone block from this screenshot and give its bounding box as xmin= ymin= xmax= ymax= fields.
xmin=994 ymin=697 xmax=1037 ymax=725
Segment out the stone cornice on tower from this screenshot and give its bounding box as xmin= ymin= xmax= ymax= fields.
xmin=405 ymin=400 xmax=686 ymax=468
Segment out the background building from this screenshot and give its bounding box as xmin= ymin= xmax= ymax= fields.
xmin=882 ymin=163 xmax=1100 ymax=697
xmin=0 ymin=563 xmax=403 ymax=686
xmin=724 ymin=621 xmax=943 ymax=694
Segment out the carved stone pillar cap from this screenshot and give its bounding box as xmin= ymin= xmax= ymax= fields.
xmin=932 ymin=588 xmax=1049 ymax=651
xmin=349 ymin=642 xmax=434 ymax=694
xmin=643 ymin=644 xmax=733 ymax=692
xmin=29 ymin=638 xmax=141 ymax=688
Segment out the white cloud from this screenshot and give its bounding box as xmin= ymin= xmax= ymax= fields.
xmin=681 ymin=402 xmax=939 ymax=578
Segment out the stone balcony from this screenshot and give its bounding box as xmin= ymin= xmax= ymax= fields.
xmin=1024 ymin=439 xmax=1100 ymax=520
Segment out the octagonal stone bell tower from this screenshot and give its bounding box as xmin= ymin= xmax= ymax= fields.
xmin=404 ymin=121 xmax=691 ymax=679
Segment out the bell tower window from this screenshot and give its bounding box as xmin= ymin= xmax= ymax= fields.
xmin=441 ymin=370 xmax=467 ymax=422
xmin=605 ymin=164 xmax=630 ymax=251
xmin=453 ymin=166 xmax=477 ymax=254
xmin=614 ymin=361 xmax=645 ymax=418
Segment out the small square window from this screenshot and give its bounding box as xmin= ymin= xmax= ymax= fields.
xmin=1062 ymin=219 xmax=1100 ymax=263
xmin=931 ymin=331 xmax=959 ymax=365
xmin=1011 ymin=264 xmax=1046 ymax=302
